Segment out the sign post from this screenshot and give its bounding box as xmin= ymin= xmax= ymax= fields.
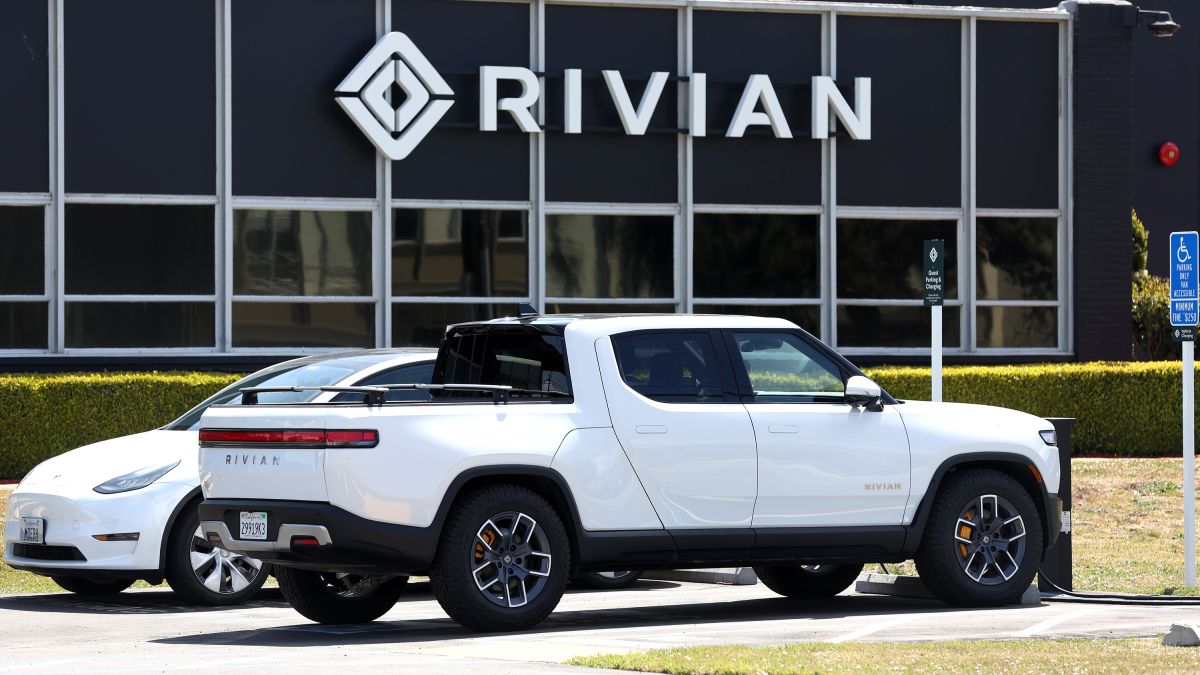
xmin=1170 ymin=230 xmax=1198 ymax=587
xmin=924 ymin=240 xmax=945 ymax=403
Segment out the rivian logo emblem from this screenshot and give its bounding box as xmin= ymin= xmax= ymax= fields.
xmin=335 ymin=32 xmax=455 ymax=161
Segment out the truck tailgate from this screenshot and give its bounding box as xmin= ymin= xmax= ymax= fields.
xmin=198 ymin=407 xmax=330 ymax=501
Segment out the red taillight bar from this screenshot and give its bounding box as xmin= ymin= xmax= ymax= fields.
xmin=199 ymin=429 xmax=378 ymax=448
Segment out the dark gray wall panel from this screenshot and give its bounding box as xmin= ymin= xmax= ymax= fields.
xmin=392 ymin=0 xmax=529 ymax=201
xmin=693 ymin=10 xmax=822 ymax=205
xmin=65 ymin=0 xmax=214 ymax=195
xmin=233 ymin=0 xmax=376 ymax=197
xmin=836 ymin=16 xmax=961 ymax=207
xmin=977 ymin=21 xmax=1059 ymax=209
xmin=0 ymin=1 xmax=48 ymax=193
xmin=544 ymin=5 xmax=677 ymax=203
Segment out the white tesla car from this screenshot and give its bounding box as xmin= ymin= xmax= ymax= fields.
xmin=4 ymin=349 xmax=436 ymax=605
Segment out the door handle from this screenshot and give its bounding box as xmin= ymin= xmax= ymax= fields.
xmin=635 ymin=425 xmax=667 ymax=434
xmin=768 ymin=425 xmax=799 ymax=434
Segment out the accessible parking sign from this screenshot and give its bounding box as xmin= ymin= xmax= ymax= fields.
xmin=1171 ymin=231 xmax=1199 ymax=341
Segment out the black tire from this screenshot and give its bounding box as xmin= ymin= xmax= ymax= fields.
xmin=165 ymin=503 xmax=269 ymax=606
xmin=914 ymin=468 xmax=1044 ymax=607
xmin=753 ymin=563 xmax=864 ymax=599
xmin=430 ymin=484 xmax=570 ymax=632
xmin=51 ymin=576 xmax=134 ymax=595
xmin=574 ymin=570 xmax=642 ymax=590
xmin=276 ymin=566 xmax=408 ymax=624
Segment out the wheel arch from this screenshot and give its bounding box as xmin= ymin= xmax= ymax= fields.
xmin=158 ymin=486 xmax=203 ymax=576
xmin=431 ymin=465 xmax=584 ymax=577
xmin=904 ymin=453 xmax=1053 ymax=556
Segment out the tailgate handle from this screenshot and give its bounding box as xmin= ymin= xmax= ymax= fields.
xmin=635 ymin=425 xmax=667 ymax=435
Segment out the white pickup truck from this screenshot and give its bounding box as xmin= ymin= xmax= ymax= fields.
xmin=198 ymin=313 xmax=1062 ymax=631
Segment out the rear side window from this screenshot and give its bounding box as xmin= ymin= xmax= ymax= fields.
xmin=612 ymin=332 xmax=725 ymax=403
xmin=434 ymin=330 xmax=571 ymax=399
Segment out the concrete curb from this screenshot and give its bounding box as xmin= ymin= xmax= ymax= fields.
xmin=643 ymin=567 xmax=759 ymax=585
xmin=854 ymin=573 xmax=1040 ymax=605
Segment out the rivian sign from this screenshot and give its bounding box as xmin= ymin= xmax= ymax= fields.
xmin=337 ymin=32 xmax=872 ymax=161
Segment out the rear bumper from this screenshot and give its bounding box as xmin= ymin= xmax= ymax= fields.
xmin=198 ymin=499 xmax=438 ymax=575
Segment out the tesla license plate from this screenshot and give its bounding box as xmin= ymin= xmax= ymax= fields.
xmin=20 ymin=517 xmax=44 ymax=544
xmin=239 ymin=511 xmax=268 ymax=540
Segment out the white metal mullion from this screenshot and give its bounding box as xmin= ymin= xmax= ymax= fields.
xmin=544 ymin=297 xmax=675 ymax=305
xmin=0 ymin=295 xmax=51 ymax=303
xmin=214 ymin=0 xmax=228 ymax=353
xmin=694 ymin=203 xmax=822 ymax=215
xmin=377 ymin=0 xmax=391 ymax=348
xmin=228 ymin=196 xmax=377 ymax=211
xmin=965 ymin=17 xmax=975 ymax=352
xmin=231 ymin=295 xmax=378 ymax=304
xmin=533 ymin=0 xmax=546 ymax=313
xmin=835 ymin=206 xmax=963 ymax=220
xmin=1060 ymin=18 xmax=1073 ymax=353
xmin=391 ymin=198 xmax=530 ymax=210
xmin=678 ymin=5 xmax=691 ymax=314
xmin=976 ymin=208 xmax=1060 ymax=218
xmin=0 ymin=193 xmax=53 ymax=205
xmin=63 ymin=193 xmax=218 ymax=205
xmin=65 ymin=295 xmax=217 ymax=303
xmin=220 ymin=0 xmax=233 ymax=352
xmin=51 ymin=0 xmax=64 ymax=353
xmin=694 ymin=297 xmax=821 ymax=306
xmin=543 ymin=202 xmax=680 ymax=215
xmin=826 ymin=9 xmax=837 ymax=346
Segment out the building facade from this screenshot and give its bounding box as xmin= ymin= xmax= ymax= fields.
xmin=0 ymin=0 xmax=1166 ymax=368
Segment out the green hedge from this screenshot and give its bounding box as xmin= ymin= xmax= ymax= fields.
xmin=865 ymin=362 xmax=1194 ymax=457
xmin=0 ymin=372 xmax=238 ymax=479
xmin=0 ymin=363 xmax=1194 ymax=479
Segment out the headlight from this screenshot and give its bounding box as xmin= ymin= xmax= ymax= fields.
xmin=1039 ymin=430 xmax=1057 ymax=446
xmin=93 ymin=461 xmax=180 ymax=494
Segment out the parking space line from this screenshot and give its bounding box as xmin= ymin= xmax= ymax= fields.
xmin=827 ymin=615 xmax=914 ymax=643
xmin=1014 ymin=609 xmax=1097 ymax=637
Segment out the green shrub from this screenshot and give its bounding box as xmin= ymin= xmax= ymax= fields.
xmin=1132 ymin=209 xmax=1149 ymax=274
xmin=0 ymin=372 xmax=239 ymax=479
xmin=1132 ymin=273 xmax=1179 ymax=360
xmin=865 ymin=362 xmax=1195 ymax=456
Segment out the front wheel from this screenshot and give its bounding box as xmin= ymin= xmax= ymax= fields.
xmin=276 ymin=567 xmax=408 ymax=624
xmin=914 ymin=468 xmax=1044 ymax=607
xmin=52 ymin=576 xmax=134 ymax=595
xmin=430 ymin=484 xmax=570 ymax=632
xmin=753 ymin=563 xmax=863 ymax=599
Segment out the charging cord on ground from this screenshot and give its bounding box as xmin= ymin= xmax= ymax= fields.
xmin=1038 ymin=569 xmax=1200 ymax=604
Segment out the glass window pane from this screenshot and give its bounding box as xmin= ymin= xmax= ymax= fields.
xmin=393 ymin=302 xmax=506 ymax=347
xmin=0 ymin=302 xmax=47 ymax=349
xmin=65 ymin=205 xmax=214 ymax=295
xmin=976 ymin=306 xmax=1057 ymax=348
xmin=546 ymin=215 xmax=673 ymax=299
xmin=693 ymin=304 xmax=819 ymax=335
xmin=545 ymin=303 xmax=676 ymax=315
xmin=837 ymin=305 xmax=960 ymax=348
xmin=436 ymin=330 xmax=570 ymax=398
xmin=0 ymin=206 xmax=44 ymax=295
xmin=234 ymin=210 xmax=372 ymax=296
xmin=346 ymin=362 xmax=437 ymax=402
xmin=392 ymin=209 xmax=528 ymax=297
xmin=694 ymin=214 xmax=818 ymax=298
xmin=731 ymin=332 xmax=844 ymax=401
xmin=977 ymin=217 xmax=1057 ymax=301
xmin=612 ymin=332 xmax=724 ymax=403
xmin=65 ymin=302 xmax=213 ymax=348
xmin=837 ymin=219 xmax=957 ymax=300
xmin=232 ymin=302 xmax=374 ymax=348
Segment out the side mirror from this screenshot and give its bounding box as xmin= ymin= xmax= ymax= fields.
xmin=845 ymin=375 xmax=883 ymax=411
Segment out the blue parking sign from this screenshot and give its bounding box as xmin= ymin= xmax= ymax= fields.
xmin=1171 ymin=231 xmax=1200 ymax=328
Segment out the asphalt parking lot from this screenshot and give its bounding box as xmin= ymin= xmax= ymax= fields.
xmin=3 ymin=579 xmax=1198 ymax=674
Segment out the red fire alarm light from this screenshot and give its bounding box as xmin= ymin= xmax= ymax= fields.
xmin=1160 ymin=141 xmax=1181 ymax=167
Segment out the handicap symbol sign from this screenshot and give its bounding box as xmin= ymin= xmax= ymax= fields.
xmin=1171 ymin=231 xmax=1200 ymax=328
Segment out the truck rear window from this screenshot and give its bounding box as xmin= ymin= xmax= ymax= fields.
xmin=434 ymin=330 xmax=571 ymax=399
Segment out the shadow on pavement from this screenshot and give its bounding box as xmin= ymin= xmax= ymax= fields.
xmin=151 ymin=593 xmax=1025 ymax=648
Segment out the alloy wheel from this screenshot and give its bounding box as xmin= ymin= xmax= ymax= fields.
xmin=470 ymin=511 xmax=552 ymax=608
xmin=189 ymin=525 xmax=264 ymax=594
xmin=952 ymin=494 xmax=1028 ymax=585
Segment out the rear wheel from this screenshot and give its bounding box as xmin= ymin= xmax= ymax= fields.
xmin=914 ymin=468 xmax=1043 ymax=607
xmin=165 ymin=505 xmax=269 ymax=606
xmin=51 ymin=576 xmax=134 ymax=595
xmin=276 ymin=567 xmax=408 ymax=624
xmin=574 ymin=570 xmax=642 ymax=590
xmin=430 ymin=484 xmax=569 ymax=632
xmin=753 ymin=563 xmax=864 ymax=599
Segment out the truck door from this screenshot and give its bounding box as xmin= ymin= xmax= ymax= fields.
xmin=725 ymin=330 xmax=911 ymax=528
xmin=596 ymin=330 xmax=758 ymax=530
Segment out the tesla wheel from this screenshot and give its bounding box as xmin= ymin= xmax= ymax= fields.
xmin=165 ymin=505 xmax=269 ymax=606
xmin=276 ymin=567 xmax=407 ymax=624
xmin=914 ymin=468 xmax=1043 ymax=607
xmin=51 ymin=576 xmax=134 ymax=595
xmin=430 ymin=484 xmax=569 ymax=632
xmin=574 ymin=570 xmax=642 ymax=590
xmin=753 ymin=563 xmax=864 ymax=599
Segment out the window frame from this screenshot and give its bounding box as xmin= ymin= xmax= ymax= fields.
xmin=610 ymin=328 xmax=740 ymax=404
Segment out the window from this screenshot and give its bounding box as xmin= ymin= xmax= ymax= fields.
xmin=546 ymin=214 xmax=673 ymax=300
xmin=694 ymin=305 xmax=819 ymax=335
xmin=731 ymin=332 xmax=844 ymax=402
xmin=612 ymin=332 xmax=725 ymax=403
xmin=347 ymin=361 xmax=437 ymax=402
xmin=435 ymin=329 xmax=571 ymax=399
xmin=66 ymin=302 xmax=213 ymax=349
xmin=393 ymin=303 xmax=505 ymax=347
xmin=393 ymin=209 xmax=527 ymax=297
xmin=0 ymin=206 xmax=46 ymax=349
xmin=976 ymin=217 xmax=1058 ymax=348
xmin=232 ymin=302 xmax=373 ymax=349
xmin=694 ymin=214 xmax=819 ymax=298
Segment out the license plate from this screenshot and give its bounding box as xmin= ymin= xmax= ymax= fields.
xmin=239 ymin=512 xmax=268 ymax=540
xmin=20 ymin=517 xmax=44 ymax=544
